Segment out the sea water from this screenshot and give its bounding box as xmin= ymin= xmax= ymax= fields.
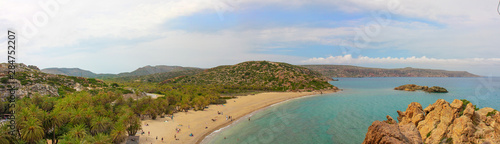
xmin=203 ymin=77 xmax=500 ymax=144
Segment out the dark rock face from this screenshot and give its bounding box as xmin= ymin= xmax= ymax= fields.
xmin=394 ymin=84 xmax=448 ymax=93
xmin=363 ymin=99 xmax=500 ymax=144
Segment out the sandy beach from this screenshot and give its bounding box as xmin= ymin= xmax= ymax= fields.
xmin=137 ymin=90 xmax=338 ymax=144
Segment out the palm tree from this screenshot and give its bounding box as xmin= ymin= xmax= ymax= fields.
xmin=70 ymin=108 xmax=85 ymax=125
xmin=65 ymin=124 xmax=88 ymax=140
xmin=110 ymin=122 xmax=127 ymax=143
xmin=90 ymin=116 xmax=112 ymax=135
xmin=20 ymin=117 xmax=44 ymax=144
xmin=46 ymin=109 xmax=67 ymax=144
xmin=87 ymin=133 xmax=112 ymax=144
xmin=0 ymin=124 xmax=15 ymax=144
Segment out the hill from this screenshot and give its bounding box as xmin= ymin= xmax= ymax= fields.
xmin=0 ymin=63 xmax=108 ymax=98
xmin=162 ymin=61 xmax=337 ymax=92
xmin=42 ymin=68 xmax=100 ymax=78
xmin=117 ymin=65 xmax=201 ymax=77
xmin=41 ymin=65 xmax=202 ymax=78
xmin=108 ymin=69 xmax=204 ymax=83
xmin=301 ymin=65 xmax=479 ymax=78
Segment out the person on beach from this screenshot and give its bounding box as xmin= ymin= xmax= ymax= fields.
xmin=248 ymin=117 xmax=251 ymax=121
xmin=161 ymin=137 xmax=163 ymax=142
xmin=148 ymin=131 xmax=150 ymax=136
xmin=156 ymin=136 xmax=158 ymax=140
xmin=174 ymin=134 xmax=176 ymax=139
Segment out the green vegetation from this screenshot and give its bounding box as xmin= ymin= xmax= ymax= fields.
xmin=487 ymin=110 xmax=497 ymax=117
xmin=0 ymin=90 xmax=143 ymax=143
xmin=163 ymin=61 xmax=335 ymax=92
xmin=427 ymin=131 xmax=432 ymax=137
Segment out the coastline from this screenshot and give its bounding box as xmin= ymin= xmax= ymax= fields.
xmin=138 ymin=90 xmax=339 ymax=144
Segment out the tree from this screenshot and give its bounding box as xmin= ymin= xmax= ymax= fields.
xmin=45 ymin=109 xmax=67 ymax=144
xmin=20 ymin=117 xmax=44 ymax=144
xmin=87 ymin=133 xmax=112 ymax=144
xmin=64 ymin=124 xmax=88 ymax=140
xmin=111 ymin=83 xmax=119 ymax=88
xmin=110 ymin=122 xmax=127 ymax=143
xmin=0 ymin=125 xmax=15 ymax=144
xmin=90 ymin=116 xmax=112 ymax=135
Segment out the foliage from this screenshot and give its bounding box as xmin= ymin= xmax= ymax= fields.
xmin=162 ymin=61 xmax=334 ymax=92
xmin=487 ymin=110 xmax=497 ymax=117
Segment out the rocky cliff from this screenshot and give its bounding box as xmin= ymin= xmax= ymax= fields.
xmin=363 ymin=99 xmax=500 ymax=144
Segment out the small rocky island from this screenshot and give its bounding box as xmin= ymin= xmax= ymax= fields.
xmin=363 ymin=99 xmax=500 ymax=144
xmin=394 ymin=84 xmax=448 ymax=93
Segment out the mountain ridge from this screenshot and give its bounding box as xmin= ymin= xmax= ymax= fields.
xmin=301 ymin=65 xmax=480 ymax=77
xmin=42 ymin=65 xmax=202 ymax=78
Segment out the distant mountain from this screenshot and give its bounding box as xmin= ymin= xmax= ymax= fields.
xmin=109 ymin=69 xmax=204 ymax=83
xmin=301 ymin=65 xmax=480 ymax=78
xmin=162 ymin=61 xmax=337 ymax=92
xmin=42 ymin=68 xmax=100 ymax=78
xmin=41 ymin=65 xmax=202 ymax=78
xmin=116 ymin=65 xmax=201 ymax=77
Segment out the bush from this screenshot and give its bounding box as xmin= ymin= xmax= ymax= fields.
xmin=0 ymin=77 xmax=8 ymax=83
xmin=487 ymin=110 xmax=497 ymax=117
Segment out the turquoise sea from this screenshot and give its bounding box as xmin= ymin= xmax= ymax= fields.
xmin=202 ymin=77 xmax=500 ymax=144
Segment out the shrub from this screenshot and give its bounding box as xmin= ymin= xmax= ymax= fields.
xmin=487 ymin=110 xmax=497 ymax=117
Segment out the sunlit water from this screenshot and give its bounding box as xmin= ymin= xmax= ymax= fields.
xmin=202 ymin=77 xmax=500 ymax=144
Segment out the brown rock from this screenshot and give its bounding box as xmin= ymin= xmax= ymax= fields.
xmin=417 ymin=99 xmax=454 ymax=143
xmin=397 ymin=102 xmax=425 ymax=127
xmin=449 ymin=116 xmax=476 ymax=143
xmin=450 ymin=99 xmax=464 ymax=118
xmin=477 ymin=107 xmax=495 ymax=122
xmin=364 ymin=99 xmax=500 ymax=144
xmin=362 ymin=121 xmax=422 ymax=144
xmin=385 ymin=115 xmax=397 ymax=124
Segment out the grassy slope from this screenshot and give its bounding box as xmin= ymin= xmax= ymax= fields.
xmin=163 ymin=61 xmax=336 ymax=92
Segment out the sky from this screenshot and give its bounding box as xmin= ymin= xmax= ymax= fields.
xmin=1 ymin=0 xmax=500 ymax=76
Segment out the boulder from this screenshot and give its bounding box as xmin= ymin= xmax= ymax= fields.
xmin=363 ymin=120 xmax=422 ymax=144
xmin=397 ymin=102 xmax=425 ymax=126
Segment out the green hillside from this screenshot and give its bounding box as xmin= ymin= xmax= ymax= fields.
xmin=163 ymin=61 xmax=336 ymax=92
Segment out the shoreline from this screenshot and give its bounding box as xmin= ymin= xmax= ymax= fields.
xmin=197 ymin=89 xmax=339 ymax=144
xmin=138 ymin=89 xmax=339 ymax=144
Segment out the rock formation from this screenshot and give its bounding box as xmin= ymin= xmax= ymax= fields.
xmin=363 ymin=99 xmax=500 ymax=144
xmin=394 ymin=84 xmax=448 ymax=93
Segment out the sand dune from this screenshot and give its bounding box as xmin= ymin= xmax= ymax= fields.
xmin=138 ymin=90 xmax=338 ymax=144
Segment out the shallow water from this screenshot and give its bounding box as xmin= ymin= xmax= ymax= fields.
xmin=203 ymin=77 xmax=500 ymax=144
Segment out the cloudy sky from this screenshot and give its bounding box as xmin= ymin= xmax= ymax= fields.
xmin=1 ymin=0 xmax=500 ymax=76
